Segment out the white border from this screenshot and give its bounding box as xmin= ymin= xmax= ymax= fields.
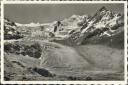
xmin=1 ymin=1 xmax=127 ymax=84
xmin=1 ymin=1 xmax=4 ymax=84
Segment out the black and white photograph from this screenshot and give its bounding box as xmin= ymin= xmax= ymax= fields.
xmin=1 ymin=1 xmax=127 ymax=84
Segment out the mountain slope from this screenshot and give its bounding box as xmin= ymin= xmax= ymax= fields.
xmin=52 ymin=6 xmax=124 ymax=47
xmin=4 ymin=18 xmax=23 ymax=40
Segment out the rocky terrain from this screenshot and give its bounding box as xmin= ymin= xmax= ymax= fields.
xmin=3 ymin=6 xmax=125 ymax=81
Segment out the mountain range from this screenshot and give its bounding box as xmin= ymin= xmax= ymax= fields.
xmin=4 ymin=6 xmax=124 ymax=45
xmin=3 ymin=6 xmax=125 ymax=81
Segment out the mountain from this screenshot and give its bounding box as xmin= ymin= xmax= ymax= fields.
xmin=4 ymin=6 xmax=124 ymax=47
xmin=54 ymin=6 xmax=124 ymax=46
xmin=4 ymin=18 xmax=23 ymax=40
xmin=80 ymin=6 xmax=123 ymax=35
xmin=48 ymin=6 xmax=124 ymax=41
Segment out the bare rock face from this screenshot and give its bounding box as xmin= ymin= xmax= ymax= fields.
xmin=4 ymin=18 xmax=23 ymax=40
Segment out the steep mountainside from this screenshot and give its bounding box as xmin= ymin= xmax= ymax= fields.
xmin=4 ymin=18 xmax=23 ymax=40
xmin=52 ymin=6 xmax=124 ymax=47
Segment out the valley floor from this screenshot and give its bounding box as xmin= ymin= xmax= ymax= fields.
xmin=4 ymin=40 xmax=124 ymax=81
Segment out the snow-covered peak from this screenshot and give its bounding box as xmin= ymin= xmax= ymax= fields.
xmin=99 ymin=6 xmax=108 ymax=12
xmin=15 ymin=22 xmax=23 ymax=26
xmin=21 ymin=22 xmax=41 ymax=27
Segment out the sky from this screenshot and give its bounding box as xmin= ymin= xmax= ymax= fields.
xmin=4 ymin=3 xmax=124 ymax=24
